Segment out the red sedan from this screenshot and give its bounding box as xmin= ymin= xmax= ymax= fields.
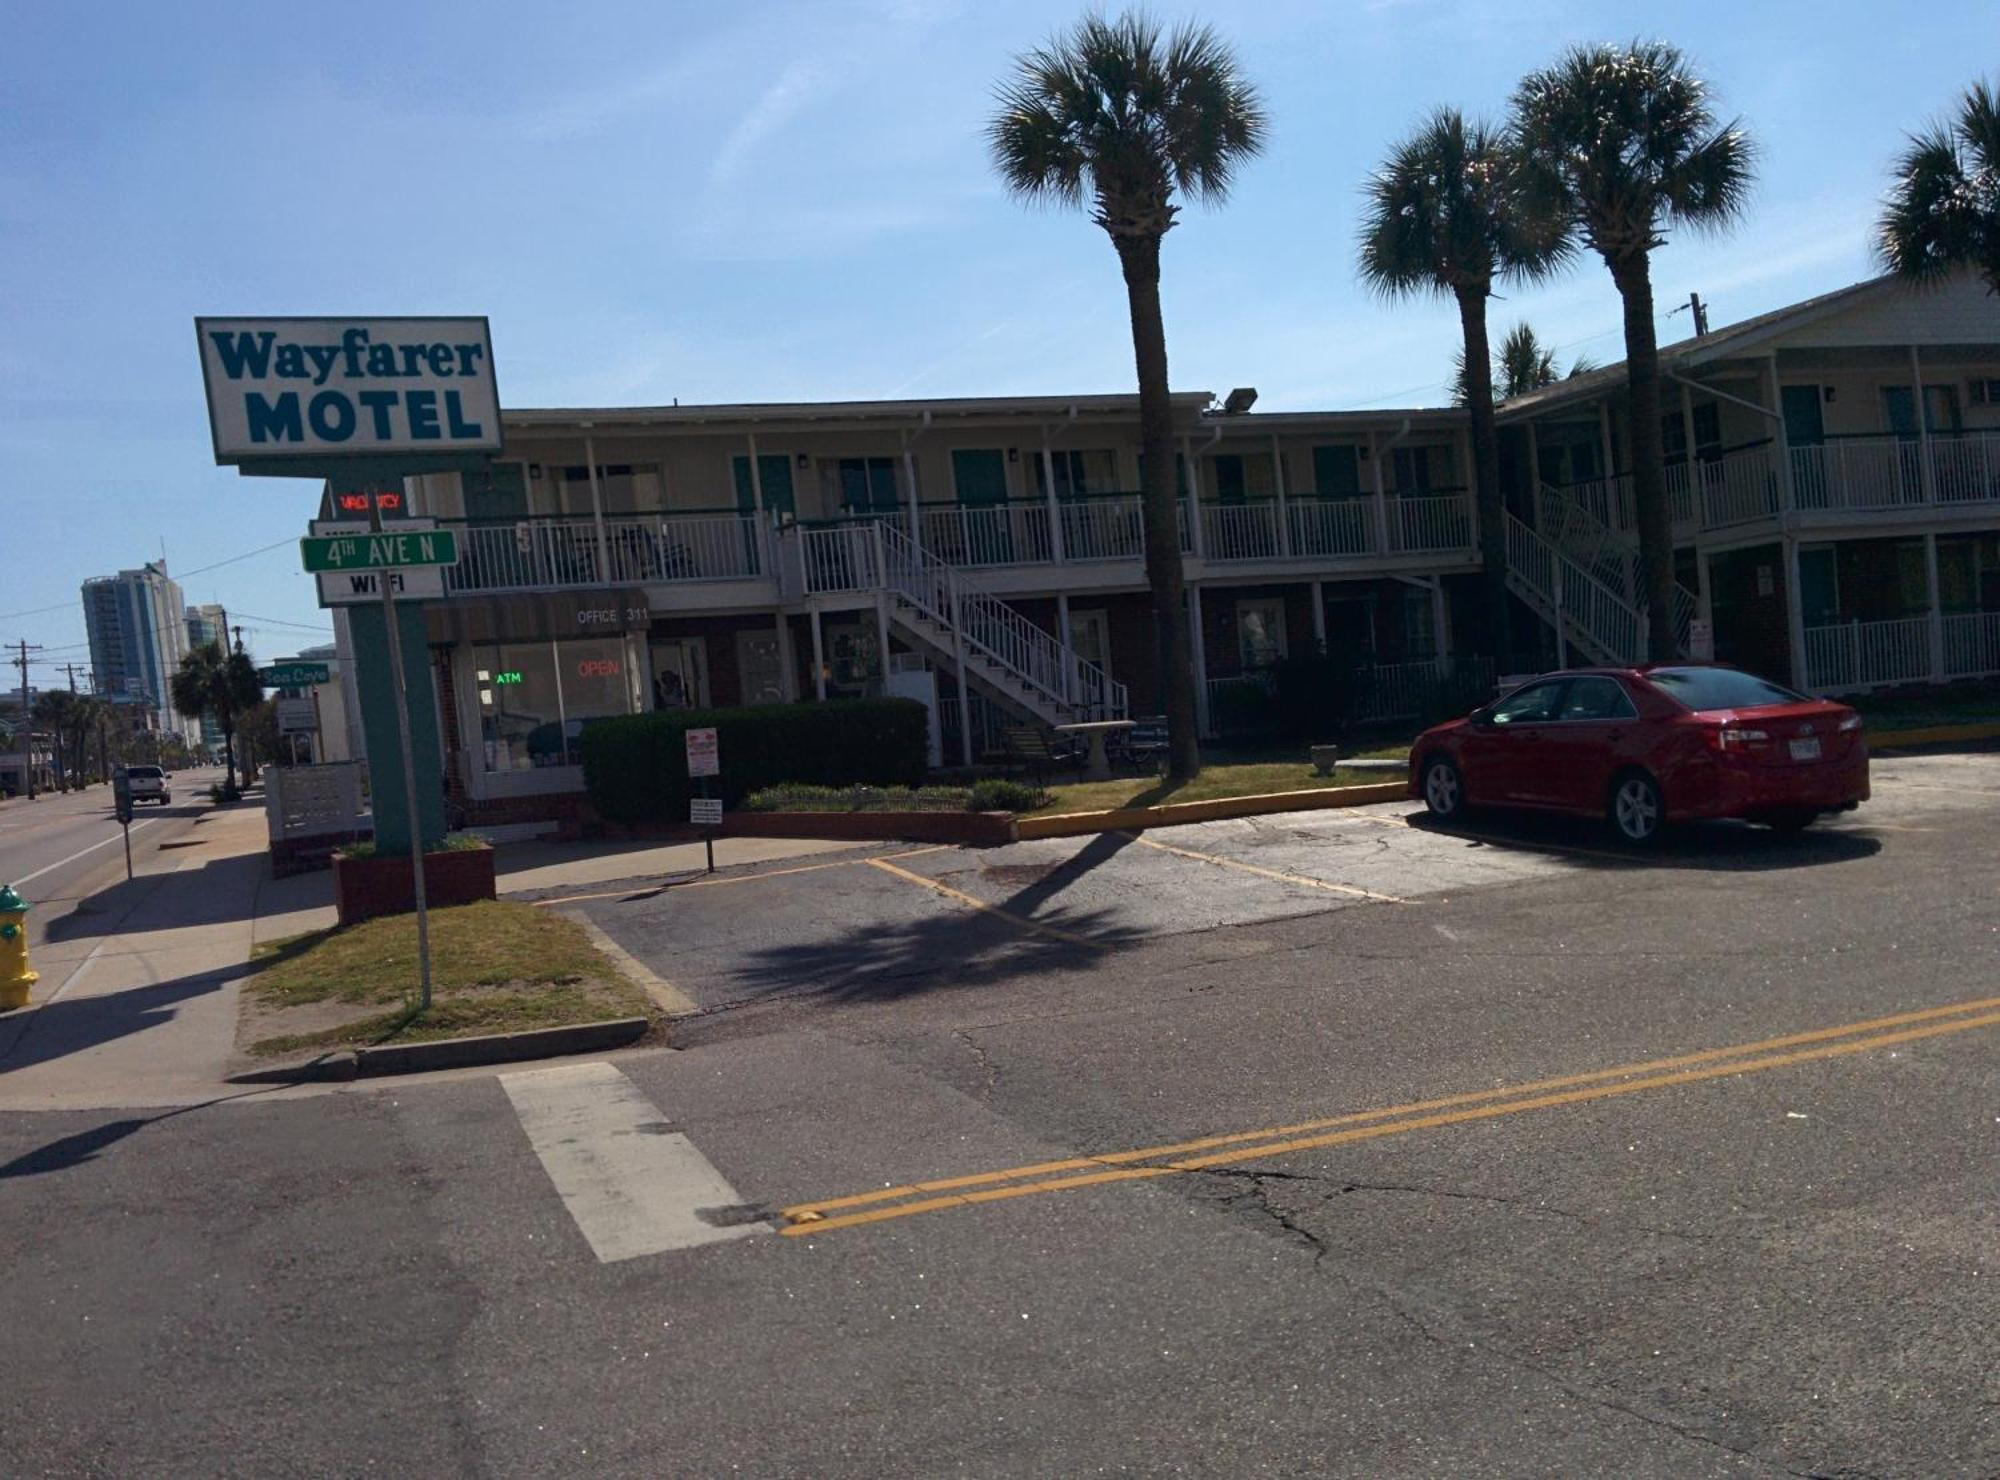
xmin=1409 ymin=665 xmax=1869 ymax=844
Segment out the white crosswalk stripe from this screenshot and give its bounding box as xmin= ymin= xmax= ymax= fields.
xmin=500 ymin=1062 xmax=765 ymax=1262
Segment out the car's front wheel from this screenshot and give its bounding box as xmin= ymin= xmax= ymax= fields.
xmin=1609 ymin=770 xmax=1664 ymax=846
xmin=1421 ymin=755 xmax=1465 ymax=822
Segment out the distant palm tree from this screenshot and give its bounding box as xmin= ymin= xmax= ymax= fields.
xmin=1878 ymin=79 xmax=2000 ymax=294
xmin=1451 ymin=323 xmax=1590 ymax=405
xmin=1513 ymin=42 xmax=1754 ymax=660
xmin=990 ymin=11 xmax=1266 ymax=778
xmin=171 ymin=641 xmax=262 ymax=796
xmin=1360 ymin=110 xmax=1565 ymax=659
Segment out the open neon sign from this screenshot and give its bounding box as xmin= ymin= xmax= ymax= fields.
xmin=576 ymin=659 xmax=621 ymax=678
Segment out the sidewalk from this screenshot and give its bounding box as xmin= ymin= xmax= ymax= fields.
xmin=0 ymin=805 xmax=271 ymax=1111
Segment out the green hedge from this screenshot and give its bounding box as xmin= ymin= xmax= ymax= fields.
xmin=579 ymin=699 xmax=930 ymax=824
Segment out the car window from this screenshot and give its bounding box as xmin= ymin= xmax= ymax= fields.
xmin=128 ymin=767 xmax=162 ymax=779
xmin=1557 ymin=677 xmax=1637 ymax=722
xmin=1645 ymin=666 xmax=1803 ymax=711
xmin=1489 ymin=680 xmax=1565 ymax=725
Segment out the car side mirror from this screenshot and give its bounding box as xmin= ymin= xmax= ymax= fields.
xmin=1469 ymin=706 xmax=1494 ymax=728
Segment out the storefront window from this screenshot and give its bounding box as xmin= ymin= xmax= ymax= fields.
xmin=476 ymin=637 xmax=639 ymax=772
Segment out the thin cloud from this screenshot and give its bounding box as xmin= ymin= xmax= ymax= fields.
xmin=711 ymin=61 xmax=831 ymax=184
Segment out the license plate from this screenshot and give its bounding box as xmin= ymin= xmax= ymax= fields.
xmin=1789 ymin=737 xmax=1821 ymax=762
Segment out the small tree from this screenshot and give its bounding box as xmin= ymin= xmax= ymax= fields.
xmin=171 ymin=642 xmax=263 ymax=797
xmin=989 ymin=11 xmax=1267 ymax=778
xmin=1512 ymin=42 xmax=1754 ymax=660
xmin=1878 ymin=78 xmax=2000 ymax=294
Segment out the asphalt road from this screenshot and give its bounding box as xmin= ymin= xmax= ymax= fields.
xmin=4 ymin=753 xmax=1997 ymax=1476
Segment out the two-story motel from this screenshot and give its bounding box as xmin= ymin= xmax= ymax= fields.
xmin=340 ymin=271 xmax=2000 ymax=828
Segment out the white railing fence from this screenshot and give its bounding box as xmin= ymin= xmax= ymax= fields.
xmin=1202 ymin=501 xmax=1283 ymax=562
xmin=1943 ymin=610 xmax=2000 ymax=679
xmin=445 ymin=513 xmax=766 ymax=593
xmin=918 ymin=502 xmax=1054 ymax=568
xmin=1931 ymin=432 xmax=2000 ymax=504
xmin=1061 ymin=496 xmax=1149 ymax=562
xmin=1288 ymin=498 xmax=1374 ymax=558
xmin=1790 ymin=439 xmax=1925 ymax=513
xmin=1504 ymin=512 xmax=1643 ymax=664
xmin=1803 ymin=616 xmax=1931 ymax=692
xmin=1387 ymin=491 xmax=1474 ymax=553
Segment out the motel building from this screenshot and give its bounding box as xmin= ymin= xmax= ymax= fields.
xmin=340 ymin=272 xmax=2000 ymax=830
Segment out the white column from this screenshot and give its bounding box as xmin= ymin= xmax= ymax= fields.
xmin=1430 ymin=576 xmax=1450 ymax=662
xmin=810 ymin=607 xmax=827 ymax=701
xmin=1041 ymin=429 xmax=1066 ymax=564
xmin=745 ymin=433 xmax=767 ymax=519
xmin=1182 ymin=435 xmax=1206 ymax=559
xmin=1367 ymin=430 xmax=1391 ymax=552
xmin=1188 ymin=583 xmax=1210 ymax=737
xmin=1911 ymin=345 xmax=1937 ymax=504
xmin=1679 ymin=381 xmax=1700 ymax=530
xmin=1695 ymin=547 xmax=1714 ymax=625
xmin=874 ymin=592 xmax=893 ymax=697
xmin=774 ymin=613 xmax=797 ymax=701
xmin=1310 ymin=579 xmax=1326 ymax=654
xmin=1271 ymin=433 xmax=1291 ymax=558
xmin=1782 ymin=537 xmax=1810 ymax=690
xmin=902 ymin=439 xmax=920 ymax=545
xmin=950 ymin=572 xmax=972 ymax=767
xmin=1766 ymin=357 xmax=1797 ymax=513
xmin=584 ymin=433 xmax=610 ymax=582
xmin=1925 ymin=530 xmax=1945 ymax=681
xmin=1056 ymin=592 xmax=1073 ymax=703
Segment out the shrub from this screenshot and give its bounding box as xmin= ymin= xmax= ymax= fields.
xmin=580 ymin=698 xmax=930 ymax=825
xmin=1211 ymin=676 xmax=1280 ymax=737
xmin=966 ymin=777 xmax=1046 ymax=813
xmin=1272 ymin=654 xmax=1364 ymax=742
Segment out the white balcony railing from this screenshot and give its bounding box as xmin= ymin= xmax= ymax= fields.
xmin=1790 ymin=439 xmax=1926 ymax=513
xmin=1802 ymin=616 xmax=1931 ymax=692
xmin=1927 ymin=431 xmax=2000 ymax=505
xmin=918 ymin=502 xmax=1054 ymax=568
xmin=1387 ymin=491 xmax=1474 ymax=553
xmin=1061 ymin=496 xmax=1150 ymax=562
xmin=1288 ymin=498 xmax=1375 ymax=558
xmin=444 ymin=513 xmax=767 ymax=594
xmin=1943 ymin=610 xmax=2000 ymax=679
xmin=1202 ymin=501 xmax=1284 ymax=561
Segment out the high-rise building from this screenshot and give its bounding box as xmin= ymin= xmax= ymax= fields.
xmin=82 ymin=561 xmax=192 ymax=740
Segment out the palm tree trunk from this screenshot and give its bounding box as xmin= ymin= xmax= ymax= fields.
xmin=221 ymin=715 xmax=237 ymax=793
xmin=1456 ymin=287 xmax=1510 ymax=663
xmin=1115 ymin=233 xmax=1201 ymax=779
xmin=1612 ymin=251 xmax=1677 ymax=661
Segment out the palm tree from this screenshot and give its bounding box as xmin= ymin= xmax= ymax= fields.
xmin=989 ymin=12 xmax=1266 ymax=778
xmin=1360 ymin=110 xmax=1565 ymax=661
xmin=1512 ymin=42 xmax=1754 ymax=660
xmin=171 ymin=641 xmax=263 ymax=796
xmin=1878 ymin=79 xmax=2000 ymax=293
xmin=1452 ymin=323 xmax=1594 ymax=405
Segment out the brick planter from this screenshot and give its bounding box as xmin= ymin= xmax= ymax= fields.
xmin=725 ymin=811 xmax=1018 ymax=847
xmin=333 ymin=844 xmax=497 ymax=926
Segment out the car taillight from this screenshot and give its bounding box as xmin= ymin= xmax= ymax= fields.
xmin=1837 ymin=713 xmax=1862 ymax=732
xmin=1711 ymin=725 xmax=1770 ymax=751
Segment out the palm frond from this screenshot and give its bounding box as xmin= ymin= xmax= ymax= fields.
xmin=1878 ymin=78 xmax=2000 ymax=291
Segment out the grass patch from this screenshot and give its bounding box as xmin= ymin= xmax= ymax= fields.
xmin=244 ymin=899 xmax=649 ymax=1056
xmin=1029 ymin=762 xmax=1389 ymax=816
xmin=742 ymin=782 xmax=975 ymax=813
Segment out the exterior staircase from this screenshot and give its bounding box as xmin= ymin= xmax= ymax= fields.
xmin=1527 ymin=481 xmax=1702 ymax=661
xmin=784 ymin=519 xmax=1127 ymax=729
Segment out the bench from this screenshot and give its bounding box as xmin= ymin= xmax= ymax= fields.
xmin=997 ymin=724 xmax=1084 ymax=781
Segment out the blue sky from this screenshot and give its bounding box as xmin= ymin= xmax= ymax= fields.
xmin=3 ymin=0 xmax=1991 ymax=678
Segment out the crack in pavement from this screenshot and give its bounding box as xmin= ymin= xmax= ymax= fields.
xmin=952 ymin=1027 xmax=998 ymax=1105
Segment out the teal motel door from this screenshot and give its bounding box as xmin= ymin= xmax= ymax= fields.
xmin=733 ymin=454 xmax=795 ymax=574
xmin=951 ymin=448 xmax=1009 ymax=563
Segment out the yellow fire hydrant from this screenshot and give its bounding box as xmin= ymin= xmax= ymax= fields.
xmin=0 ymin=885 xmax=36 ymax=1011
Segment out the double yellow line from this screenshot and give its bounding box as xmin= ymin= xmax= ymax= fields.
xmin=781 ymin=992 xmax=2000 ymax=1236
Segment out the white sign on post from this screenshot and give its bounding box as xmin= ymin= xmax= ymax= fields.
xmin=690 ymin=797 xmax=723 ymax=826
xmin=276 ymin=697 xmax=318 ymax=734
xmin=309 ymin=519 xmax=447 ymax=606
xmin=685 ymin=727 xmax=720 ymax=778
xmin=1687 ymin=618 xmax=1715 ymax=662
xmin=196 ymin=317 xmax=501 ymax=464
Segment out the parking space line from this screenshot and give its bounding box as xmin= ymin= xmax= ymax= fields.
xmin=529 ymin=846 xmax=949 ymax=908
xmin=1124 ymin=833 xmax=1406 ymax=903
xmin=865 ymin=858 xmax=1104 ymax=949
xmin=781 ymin=990 xmax=2000 ymax=1233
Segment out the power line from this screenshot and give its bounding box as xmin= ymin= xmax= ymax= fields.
xmin=231 ymin=610 xmax=334 ymax=633
xmin=0 ymin=533 xmax=298 ymax=623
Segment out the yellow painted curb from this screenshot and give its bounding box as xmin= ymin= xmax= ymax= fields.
xmin=1868 ymin=720 xmax=2000 ymax=749
xmin=1017 ymin=781 xmax=1411 ymax=840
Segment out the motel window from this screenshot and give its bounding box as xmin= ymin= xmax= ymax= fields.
xmin=1032 ymin=449 xmax=1121 ymax=499
xmin=474 ymin=637 xmax=641 ymax=772
xmin=460 ymin=463 xmax=529 ymax=523
xmin=825 ymin=457 xmax=903 ymax=514
xmin=1310 ymin=445 xmax=1362 ymax=498
xmin=1236 ymin=599 xmax=1286 ymax=670
xmin=556 ymin=464 xmax=662 ymax=516
xmin=1402 ymin=589 xmax=1437 ymax=658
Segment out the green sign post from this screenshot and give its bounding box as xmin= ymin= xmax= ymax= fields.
xmin=300 ymin=529 xmax=458 ymax=573
xmin=259 ymin=661 xmax=331 ymax=688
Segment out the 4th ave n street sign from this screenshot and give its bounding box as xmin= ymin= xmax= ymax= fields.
xmin=260 ymin=661 xmax=331 ymax=688
xmin=300 ymin=529 xmax=458 ymax=573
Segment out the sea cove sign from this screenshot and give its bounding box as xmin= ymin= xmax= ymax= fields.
xmin=196 ymin=316 xmax=501 ymax=465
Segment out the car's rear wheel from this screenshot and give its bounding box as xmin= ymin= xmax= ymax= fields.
xmin=1421 ymin=755 xmax=1465 ymax=821
xmin=1609 ymin=770 xmax=1664 ymax=846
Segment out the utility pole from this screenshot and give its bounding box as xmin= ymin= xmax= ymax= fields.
xmin=63 ymin=662 xmax=83 ymax=693
xmin=14 ymin=639 xmax=43 ymax=799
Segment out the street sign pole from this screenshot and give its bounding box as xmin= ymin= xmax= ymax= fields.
xmin=369 ymin=497 xmax=432 ymax=1011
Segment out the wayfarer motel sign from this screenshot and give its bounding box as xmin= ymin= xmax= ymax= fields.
xmin=195 ymin=317 xmax=501 ymax=466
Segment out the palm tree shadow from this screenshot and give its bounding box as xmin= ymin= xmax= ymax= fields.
xmin=733 ymin=831 xmax=1147 ymax=1006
